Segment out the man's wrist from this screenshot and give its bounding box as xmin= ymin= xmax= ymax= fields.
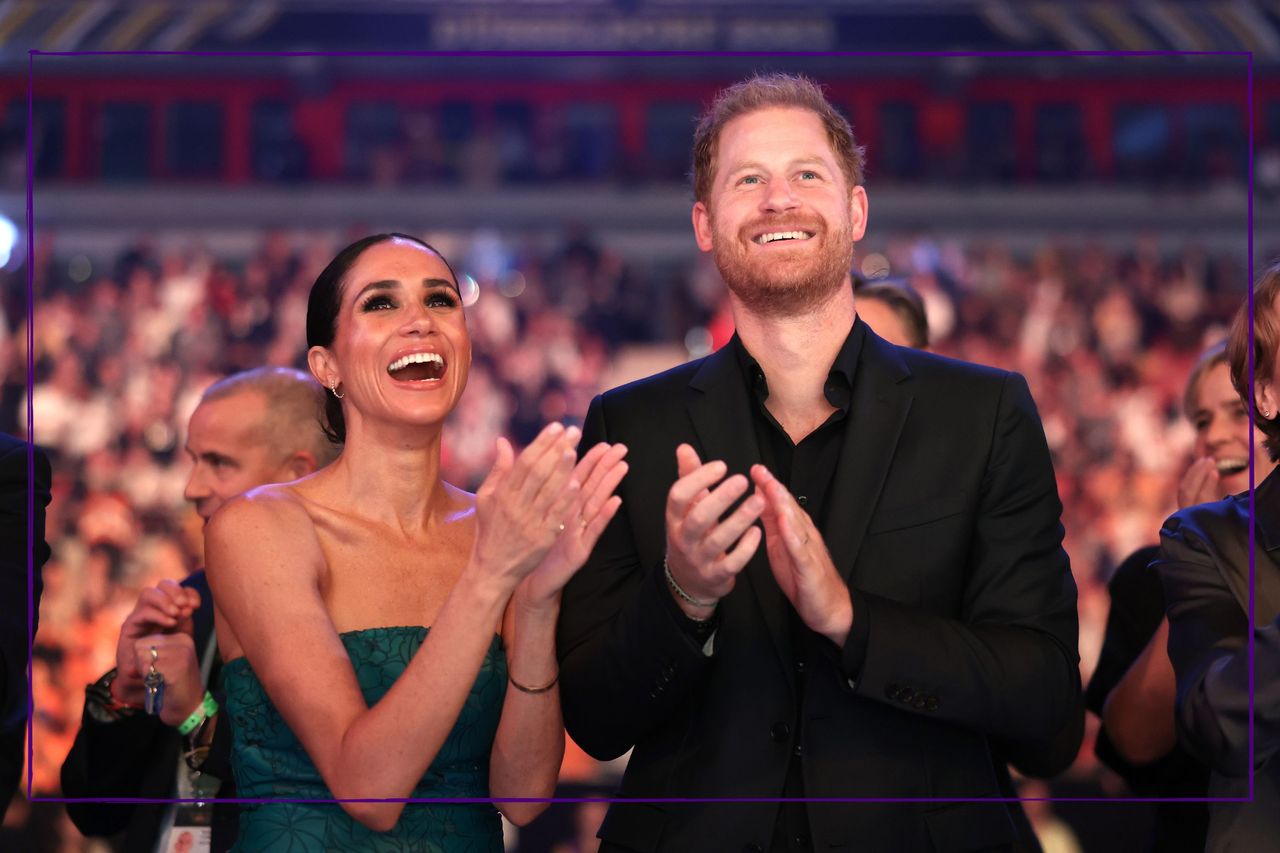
xmin=664 ymin=556 xmax=719 ymax=618
xmin=654 ymin=558 xmax=720 ymax=653
xmin=86 ymin=668 xmax=143 ymax=723
xmin=818 ymin=588 xmax=854 ymax=648
xmin=176 ymin=691 xmax=219 ymax=735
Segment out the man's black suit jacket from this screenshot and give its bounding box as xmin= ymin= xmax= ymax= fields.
xmin=558 ymin=322 xmax=1080 ymax=852
xmin=1156 ymin=467 xmax=1280 ymax=852
xmin=0 ymin=434 xmax=51 ymax=817
xmin=61 ymin=569 xmax=238 ymax=853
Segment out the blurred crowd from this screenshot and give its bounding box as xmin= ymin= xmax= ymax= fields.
xmin=2 ymin=222 xmax=1269 ymax=849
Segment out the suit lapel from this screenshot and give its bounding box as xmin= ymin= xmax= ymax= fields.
xmin=822 ymin=330 xmax=913 ymax=583
xmin=1190 ymin=469 xmax=1280 ymax=624
xmin=686 ymin=344 xmax=794 ymax=685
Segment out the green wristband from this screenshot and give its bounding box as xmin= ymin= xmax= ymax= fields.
xmin=177 ymin=691 xmax=219 ymax=736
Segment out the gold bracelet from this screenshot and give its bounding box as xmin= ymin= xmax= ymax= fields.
xmin=509 ymin=671 xmax=558 ymax=694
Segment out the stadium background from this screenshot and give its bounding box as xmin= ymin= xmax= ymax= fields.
xmin=2 ymin=1 xmax=1280 ymax=851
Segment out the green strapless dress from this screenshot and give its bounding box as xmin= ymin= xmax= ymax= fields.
xmin=222 ymin=627 xmax=507 ymax=852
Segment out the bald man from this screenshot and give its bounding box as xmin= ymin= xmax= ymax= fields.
xmin=62 ymin=367 xmax=339 ymax=853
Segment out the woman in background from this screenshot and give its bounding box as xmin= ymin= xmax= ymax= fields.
xmin=1088 ymin=335 xmax=1278 ymax=851
xmin=1155 ymin=263 xmax=1280 ymax=851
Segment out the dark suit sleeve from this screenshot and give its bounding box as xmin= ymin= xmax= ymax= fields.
xmin=1156 ymin=512 xmax=1280 ymax=777
xmin=845 ymin=373 xmax=1081 ymax=743
xmin=60 ymin=692 xmax=172 ymax=836
xmin=558 ymin=395 xmax=718 ymax=761
xmin=61 ymin=571 xmax=219 ymax=835
xmin=1 ymin=438 xmax=50 ymax=812
xmin=0 ymin=439 xmax=49 ymax=724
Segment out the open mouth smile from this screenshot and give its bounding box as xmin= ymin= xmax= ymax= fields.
xmin=1215 ymin=457 xmax=1248 ymax=476
xmin=753 ymin=230 xmax=815 ymax=245
xmin=387 ymin=351 xmax=446 ymax=382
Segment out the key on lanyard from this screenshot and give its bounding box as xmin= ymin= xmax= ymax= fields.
xmin=144 ymin=646 xmax=165 ymax=716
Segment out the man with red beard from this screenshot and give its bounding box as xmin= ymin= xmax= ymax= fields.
xmin=558 ymin=74 xmax=1080 ymax=852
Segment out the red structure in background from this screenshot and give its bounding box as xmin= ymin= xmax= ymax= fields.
xmin=3 ymin=72 xmax=1273 ymax=186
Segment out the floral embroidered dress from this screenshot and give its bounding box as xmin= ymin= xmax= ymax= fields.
xmin=222 ymin=627 xmax=506 ymax=852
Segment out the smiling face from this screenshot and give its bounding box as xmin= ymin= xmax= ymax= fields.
xmin=308 ymin=239 xmax=470 ymax=434
xmin=1191 ymin=360 xmax=1277 ymax=495
xmin=692 ymin=106 xmax=867 ymax=318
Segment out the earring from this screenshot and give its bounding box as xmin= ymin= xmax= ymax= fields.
xmin=329 ymin=379 xmax=344 ymax=400
xmin=1263 ymin=407 xmax=1272 ymax=419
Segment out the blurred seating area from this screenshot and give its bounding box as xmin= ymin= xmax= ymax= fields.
xmin=6 ymin=66 xmax=1271 ymax=191
xmin=0 ymin=12 xmax=1276 ymax=849
xmin=3 ymin=223 xmax=1264 ymax=838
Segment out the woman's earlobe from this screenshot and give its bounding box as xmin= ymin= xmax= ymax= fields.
xmin=307 ymin=346 xmax=336 ymax=389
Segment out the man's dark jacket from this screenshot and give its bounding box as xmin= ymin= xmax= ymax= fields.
xmin=558 ymin=322 xmax=1080 ymax=852
xmin=0 ymin=435 xmax=51 ymax=817
xmin=61 ymin=570 xmax=238 ymax=852
xmin=1156 ymin=467 xmax=1280 ymax=852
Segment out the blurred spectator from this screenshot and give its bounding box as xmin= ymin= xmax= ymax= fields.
xmin=1084 ymin=339 xmax=1277 ymax=851
xmin=1155 ymin=264 xmax=1280 ymax=850
xmin=853 ymin=278 xmax=929 ymax=349
xmin=59 ymin=366 xmax=337 ymax=853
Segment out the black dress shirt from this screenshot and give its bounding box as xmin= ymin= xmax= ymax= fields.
xmin=731 ymin=324 xmax=863 ymax=853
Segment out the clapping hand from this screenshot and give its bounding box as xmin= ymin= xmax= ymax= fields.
xmin=473 ymin=422 xmax=585 ymax=587
xmin=750 ymin=464 xmax=853 ymax=647
xmin=663 ymin=444 xmax=766 ymax=617
xmin=517 ymin=441 xmax=629 ymax=609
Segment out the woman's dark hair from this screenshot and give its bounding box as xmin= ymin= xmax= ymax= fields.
xmin=306 ymin=232 xmax=459 ymax=444
xmin=1227 ymin=261 xmax=1280 ymax=462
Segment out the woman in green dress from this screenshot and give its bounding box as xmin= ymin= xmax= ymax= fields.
xmin=206 ymin=233 xmax=628 ymax=851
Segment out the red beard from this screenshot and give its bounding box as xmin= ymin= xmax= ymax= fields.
xmin=711 ymin=212 xmax=855 ymax=317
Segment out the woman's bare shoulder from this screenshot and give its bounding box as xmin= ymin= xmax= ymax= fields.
xmin=206 ymin=481 xmax=323 ymax=562
xmin=215 ymin=480 xmax=312 ymax=523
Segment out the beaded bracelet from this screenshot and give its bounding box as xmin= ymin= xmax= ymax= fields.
xmin=177 ymin=691 xmax=219 ymax=736
xmin=664 ymin=557 xmax=718 ymax=610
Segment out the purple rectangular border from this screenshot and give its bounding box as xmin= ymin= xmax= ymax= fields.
xmin=1247 ymin=50 xmax=1257 ymax=806
xmin=25 ymin=47 xmax=1258 ymax=808
xmin=23 ymin=46 xmax=34 ymax=808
